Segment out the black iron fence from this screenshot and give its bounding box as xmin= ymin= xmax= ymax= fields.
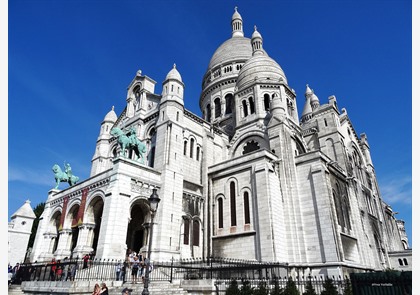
xmin=12 ymin=257 xmax=290 ymax=283
xmin=10 ymin=258 xmax=412 ymax=295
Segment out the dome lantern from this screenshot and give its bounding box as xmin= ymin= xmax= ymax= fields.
xmin=231 ymin=7 xmax=244 ymax=37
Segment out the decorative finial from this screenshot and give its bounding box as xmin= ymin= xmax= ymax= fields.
xmin=112 ymin=106 xmax=114 ymax=111
xmin=306 ymin=84 xmax=309 ymax=87
xmin=234 ymin=6 xmax=238 ymax=12
xmin=136 ymin=69 xmax=142 ymax=76
xmin=254 ymin=25 xmax=257 ymax=31
xmin=173 ymin=63 xmax=176 ymax=69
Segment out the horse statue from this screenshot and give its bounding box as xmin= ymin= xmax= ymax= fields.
xmin=52 ymin=163 xmax=80 ymax=189
xmin=111 ymin=127 xmax=147 ymax=164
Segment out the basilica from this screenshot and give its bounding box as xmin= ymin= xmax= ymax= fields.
xmin=30 ymin=8 xmax=410 ymax=277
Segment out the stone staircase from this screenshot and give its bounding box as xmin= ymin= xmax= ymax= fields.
xmin=109 ymin=281 xmax=189 ymax=295
xmin=8 ymin=285 xmax=24 ymax=295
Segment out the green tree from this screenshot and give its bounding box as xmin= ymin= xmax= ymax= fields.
xmin=270 ymin=277 xmax=283 ymax=295
xmin=303 ymin=277 xmax=317 ymax=295
xmin=283 ymin=277 xmax=299 ymax=295
xmin=240 ymin=279 xmax=254 ymax=295
xmin=254 ymin=280 xmax=269 ymax=295
xmin=321 ymin=277 xmax=339 ymax=295
xmin=343 ymin=277 xmax=352 ymax=295
xmin=226 ymin=279 xmax=241 ymax=295
xmin=28 ymin=202 xmax=45 ymax=249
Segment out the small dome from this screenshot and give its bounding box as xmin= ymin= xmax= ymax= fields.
xmin=103 ymin=106 xmax=117 ymax=123
xmin=251 ymin=26 xmax=262 ymax=40
xmin=165 ymin=64 xmax=182 ymax=82
xmin=232 ymin=6 xmax=242 ymax=21
xmin=207 ymin=37 xmax=252 ymax=70
xmin=236 ymin=54 xmax=287 ymax=90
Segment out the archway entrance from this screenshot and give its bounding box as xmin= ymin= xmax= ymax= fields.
xmin=68 ymin=204 xmax=80 ymax=253
xmin=126 ymin=202 xmax=148 ymax=255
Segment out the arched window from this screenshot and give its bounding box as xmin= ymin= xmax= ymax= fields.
xmin=206 ymin=104 xmax=211 ymax=121
xmin=184 ymin=141 xmax=188 ymax=156
xmin=244 ymin=192 xmax=250 ymax=224
xmin=149 ymin=147 xmax=155 ymax=168
xmin=193 ymin=220 xmax=200 ymax=246
xmin=190 ymin=138 xmax=194 ymax=158
xmin=398 ymin=259 xmax=403 ymax=266
xmin=264 ymin=94 xmax=270 ymax=111
xmin=403 ymin=258 xmax=408 ymax=265
xmin=242 ymin=100 xmax=248 ymax=117
xmin=343 ymin=196 xmax=352 ymax=230
xmin=333 ymin=190 xmax=343 ymax=226
xmin=249 ymin=97 xmax=255 ymax=114
xmin=184 ymin=220 xmax=190 ymax=245
xmin=230 ymin=182 xmax=237 ymax=226
xmin=243 ymin=140 xmax=260 ymax=155
xmin=225 ymin=94 xmax=233 ymax=114
xmin=196 ymin=146 xmax=200 ymax=161
xmin=215 ymin=98 xmax=221 ymax=118
xmin=218 ymin=198 xmax=223 ymax=228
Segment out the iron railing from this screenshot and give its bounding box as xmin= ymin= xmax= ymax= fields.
xmin=10 ymin=258 xmax=411 ymax=294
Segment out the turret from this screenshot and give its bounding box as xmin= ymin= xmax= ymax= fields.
xmin=231 ymin=6 xmax=244 ymax=37
xmin=301 ymin=85 xmax=313 ymax=123
xmin=161 ymin=64 xmax=184 ymax=106
xmin=90 ymin=106 xmax=117 ymax=176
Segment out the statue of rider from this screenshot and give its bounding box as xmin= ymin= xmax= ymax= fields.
xmin=64 ymin=161 xmax=72 ymax=178
xmin=126 ymin=126 xmax=138 ymax=146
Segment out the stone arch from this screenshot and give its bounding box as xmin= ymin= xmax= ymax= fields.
xmin=65 ymin=202 xmax=81 ymax=253
xmin=127 ymin=198 xmax=151 ymax=255
xmin=83 ymin=194 xmax=105 ymax=255
xmin=231 ymin=132 xmax=268 ymax=158
xmin=224 ymin=93 xmax=234 ymax=114
xmin=145 ymin=124 xmax=157 ymax=167
xmin=48 ymin=210 xmax=62 ymax=255
xmin=325 ymin=138 xmax=337 ymax=161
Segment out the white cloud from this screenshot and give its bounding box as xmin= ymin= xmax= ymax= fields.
xmin=378 ymin=175 xmax=412 ymax=205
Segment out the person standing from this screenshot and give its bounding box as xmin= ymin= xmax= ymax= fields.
xmin=83 ymin=254 xmax=89 ymax=269
xmin=55 ymin=260 xmax=63 ymax=281
xmin=115 ymin=261 xmax=122 ymax=281
xmin=121 ymin=257 xmax=129 ymax=283
xmin=50 ymin=259 xmax=57 ymax=281
xmin=130 ymin=255 xmax=140 ymax=284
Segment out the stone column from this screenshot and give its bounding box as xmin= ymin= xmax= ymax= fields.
xmin=55 ymin=229 xmax=72 ymax=259
xmin=72 ymin=223 xmax=95 ymax=258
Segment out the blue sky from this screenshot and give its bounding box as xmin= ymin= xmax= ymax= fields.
xmin=7 ymin=0 xmax=413 ymax=246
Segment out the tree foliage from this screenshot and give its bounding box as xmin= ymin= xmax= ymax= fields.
xmin=343 ymin=277 xmax=353 ymax=295
xmin=240 ymin=279 xmax=254 ymax=294
xmin=28 ymin=202 xmax=45 ymax=250
xmin=270 ymin=277 xmax=283 ymax=295
xmin=226 ymin=279 xmax=241 ymax=295
xmin=321 ymin=277 xmax=339 ymax=295
xmin=254 ymin=280 xmax=269 ymax=295
xmin=283 ymin=277 xmax=300 ymax=295
xmin=303 ymin=278 xmax=317 ymax=295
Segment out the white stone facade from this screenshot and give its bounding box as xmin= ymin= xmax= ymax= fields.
xmin=30 ymin=8 xmax=410 ymax=277
xmin=8 ymin=200 xmax=36 ymax=266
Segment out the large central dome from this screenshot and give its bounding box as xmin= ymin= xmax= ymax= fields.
xmin=207 ymin=37 xmax=252 ymax=70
